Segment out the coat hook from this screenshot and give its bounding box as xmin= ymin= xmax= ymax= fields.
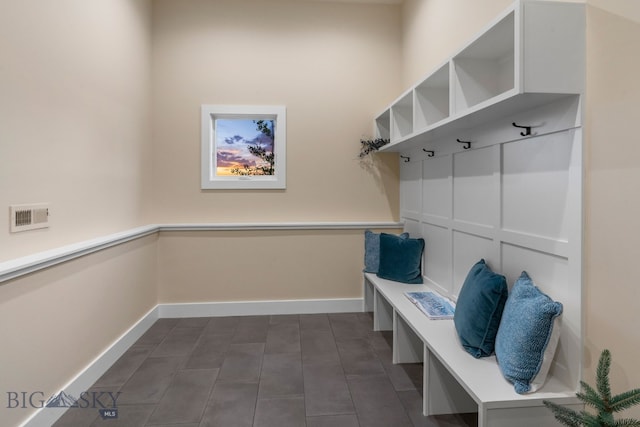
xmin=400 ymin=155 xmax=410 ymax=163
xmin=422 ymin=149 xmax=435 ymax=157
xmin=512 ymin=122 xmax=532 ymax=136
xmin=456 ymin=138 xmax=471 ymax=149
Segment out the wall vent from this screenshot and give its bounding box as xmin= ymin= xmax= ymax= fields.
xmin=10 ymin=204 xmax=50 ymax=233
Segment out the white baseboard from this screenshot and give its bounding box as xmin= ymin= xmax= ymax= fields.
xmin=19 ymin=306 xmax=159 ymax=427
xmin=158 ymin=298 xmax=364 ymax=318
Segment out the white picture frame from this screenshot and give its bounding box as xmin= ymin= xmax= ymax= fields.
xmin=201 ymin=105 xmax=286 ymax=189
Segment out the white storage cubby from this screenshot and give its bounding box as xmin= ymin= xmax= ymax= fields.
xmin=390 ymin=92 xmax=413 ymax=141
xmin=374 ymin=0 xmax=584 ymax=151
xmin=415 ymin=63 xmax=450 ymax=130
xmin=452 ymin=10 xmax=515 ymax=112
xmin=374 ymin=109 xmax=390 ymax=140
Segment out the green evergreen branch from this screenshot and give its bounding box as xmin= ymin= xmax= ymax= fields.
xmin=544 ymin=350 xmax=640 ymax=427
xmin=611 ymin=390 xmax=640 ymax=413
xmin=578 ymin=381 xmax=608 ymax=412
xmin=598 ymin=349 xmax=613 ymax=402
xmin=543 ymin=401 xmax=583 ymax=427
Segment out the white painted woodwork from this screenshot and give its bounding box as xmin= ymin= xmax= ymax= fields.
xmin=364 ymin=273 xmax=581 ymax=427
xmin=374 ymin=0 xmax=585 ymax=152
xmin=367 ymin=1 xmax=585 ymax=425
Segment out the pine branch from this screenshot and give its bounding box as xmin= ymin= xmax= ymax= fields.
xmin=581 ymin=410 xmax=602 ymax=427
xmin=579 ymin=380 xmax=608 ymax=412
xmin=598 ymin=349 xmax=613 ymax=402
xmin=544 ymin=400 xmax=583 ymax=427
xmin=610 ymin=389 xmax=640 ymax=413
xmin=545 ymin=349 xmax=640 ymax=427
xmin=612 ymin=419 xmax=640 ymax=427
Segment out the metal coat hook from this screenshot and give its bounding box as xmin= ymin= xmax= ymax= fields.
xmin=512 ymin=122 xmax=532 ymax=136
xmin=457 ymin=138 xmax=471 ymax=149
xmin=400 ymin=155 xmax=410 ymax=163
xmin=422 ymin=149 xmax=435 ymax=157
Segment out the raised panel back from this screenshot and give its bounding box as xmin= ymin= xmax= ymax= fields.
xmin=399 ymin=100 xmax=582 ymax=391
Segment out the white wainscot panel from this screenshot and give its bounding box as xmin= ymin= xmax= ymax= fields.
xmin=423 ymin=155 xmax=452 ymax=219
xmin=422 ymin=223 xmax=452 ymax=294
xmin=452 ymin=231 xmax=496 ymax=296
xmin=453 ymin=146 xmax=498 ymax=227
xmin=501 ymin=243 xmax=577 ymax=390
xmin=502 ymin=131 xmax=574 ymax=241
xmin=404 ymin=218 xmax=422 ymax=238
xmin=500 ymin=243 xmax=569 ymax=309
xmin=401 ymin=159 xmax=422 ymax=217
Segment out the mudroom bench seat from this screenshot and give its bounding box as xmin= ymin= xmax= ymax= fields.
xmin=363 ymin=272 xmax=581 ymax=427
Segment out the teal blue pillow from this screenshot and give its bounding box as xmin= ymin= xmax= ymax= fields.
xmin=364 ymin=230 xmax=409 ymax=274
xmin=376 ymin=233 xmax=424 ymax=284
xmin=495 ymin=271 xmax=563 ymax=394
xmin=454 ymin=259 xmax=508 ymax=358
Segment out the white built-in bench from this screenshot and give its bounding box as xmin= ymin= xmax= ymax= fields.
xmin=364 ymin=273 xmax=582 ymax=427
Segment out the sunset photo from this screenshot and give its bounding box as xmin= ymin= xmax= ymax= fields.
xmin=215 ymin=118 xmax=275 ymax=176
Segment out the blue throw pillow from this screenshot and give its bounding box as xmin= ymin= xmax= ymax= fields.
xmin=376 ymin=233 xmax=424 ymax=284
xmin=453 ymin=259 xmax=508 ymax=358
xmin=364 ymin=230 xmax=409 ymax=274
xmin=495 ymin=271 xmax=563 ymax=394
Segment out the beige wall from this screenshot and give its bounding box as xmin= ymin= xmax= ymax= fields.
xmin=401 ymin=0 xmax=640 ymax=418
xmin=0 ymin=235 xmax=158 ymax=427
xmin=149 ymin=0 xmax=402 ymax=309
xmin=157 ymin=229 xmax=402 ymax=303
xmin=0 ymin=0 xmax=153 ymax=262
xmin=584 ymin=4 xmax=640 ymax=418
xmin=401 ymin=0 xmax=511 ymax=87
xmin=150 ymin=0 xmax=401 ymax=223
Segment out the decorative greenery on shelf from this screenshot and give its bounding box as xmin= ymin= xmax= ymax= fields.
xmin=544 ymin=349 xmax=640 ymax=427
xmin=358 ymin=138 xmax=390 ymax=158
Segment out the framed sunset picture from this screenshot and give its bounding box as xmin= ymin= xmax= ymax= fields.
xmin=201 ymin=105 xmax=286 ymax=189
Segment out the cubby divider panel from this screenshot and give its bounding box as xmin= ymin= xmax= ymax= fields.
xmin=375 ymin=110 xmax=391 ymax=140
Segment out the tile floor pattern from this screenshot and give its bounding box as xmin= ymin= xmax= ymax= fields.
xmin=53 ymin=313 xmax=477 ymax=427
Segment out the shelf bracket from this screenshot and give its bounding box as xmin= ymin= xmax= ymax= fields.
xmin=422 ymin=149 xmax=435 ymax=157
xmin=456 ymin=139 xmax=471 ymax=150
xmin=400 ymin=155 xmax=410 ymax=163
xmin=512 ymin=122 xmax=532 ymax=136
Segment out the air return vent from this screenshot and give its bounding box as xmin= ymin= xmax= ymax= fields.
xmin=10 ymin=204 xmax=50 ymax=233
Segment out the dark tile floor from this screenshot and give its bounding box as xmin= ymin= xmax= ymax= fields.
xmin=52 ymin=313 xmax=476 ymax=427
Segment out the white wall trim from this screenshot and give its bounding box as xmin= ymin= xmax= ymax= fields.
xmin=0 ymin=221 xmax=402 ymax=284
xmin=19 ymin=306 xmax=159 ymax=427
xmin=158 ymin=221 xmax=402 ymax=232
xmin=158 ymin=298 xmax=365 ymax=318
xmin=0 ymin=225 xmax=159 ymax=284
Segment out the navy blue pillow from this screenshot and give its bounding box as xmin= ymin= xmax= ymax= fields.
xmin=364 ymin=230 xmax=409 ymax=274
xmin=453 ymin=259 xmax=508 ymax=358
xmin=376 ymin=233 xmax=424 ymax=284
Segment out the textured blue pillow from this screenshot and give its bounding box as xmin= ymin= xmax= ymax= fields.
xmin=495 ymin=271 xmax=563 ymax=394
xmin=364 ymin=230 xmax=409 ymax=273
xmin=376 ymin=233 xmax=424 ymax=284
xmin=454 ymin=259 xmax=508 ymax=358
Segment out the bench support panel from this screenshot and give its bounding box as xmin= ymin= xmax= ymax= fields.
xmin=481 ymin=403 xmax=583 ymax=427
xmin=424 ymin=345 xmax=477 ymax=416
xmin=363 ymin=278 xmax=375 ymax=312
xmin=393 ymin=312 xmax=423 ymax=364
xmin=373 ymin=288 xmax=394 ymax=331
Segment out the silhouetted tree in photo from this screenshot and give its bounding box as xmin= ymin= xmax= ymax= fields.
xmin=231 ymin=119 xmax=275 ymax=176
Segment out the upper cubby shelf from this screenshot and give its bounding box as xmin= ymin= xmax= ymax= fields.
xmin=375 ymin=0 xmax=585 ymax=153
